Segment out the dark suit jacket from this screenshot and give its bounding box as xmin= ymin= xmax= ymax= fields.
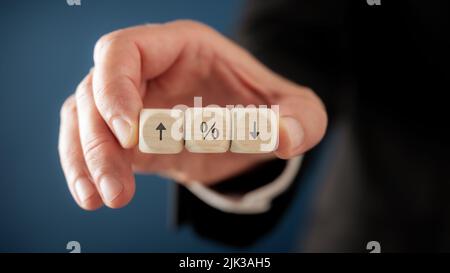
xmin=176 ymin=0 xmax=450 ymax=252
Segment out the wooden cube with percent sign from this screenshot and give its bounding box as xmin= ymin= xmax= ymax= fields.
xmin=230 ymin=107 xmax=278 ymax=153
xmin=184 ymin=107 xmax=231 ymax=153
xmin=139 ymin=109 xmax=184 ymax=154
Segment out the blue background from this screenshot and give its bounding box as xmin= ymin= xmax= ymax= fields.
xmin=0 ymin=0 xmax=324 ymax=252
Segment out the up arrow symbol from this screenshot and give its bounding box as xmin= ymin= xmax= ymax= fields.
xmin=156 ymin=122 xmax=166 ymax=140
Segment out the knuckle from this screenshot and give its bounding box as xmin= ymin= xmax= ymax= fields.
xmin=59 ymin=153 xmax=87 ymax=188
xmin=93 ymin=30 xmax=124 ymax=61
xmin=92 ymin=75 xmax=130 ymax=99
xmin=299 ymin=86 xmax=318 ymax=101
xmin=305 ymin=87 xmax=323 ymax=106
xmin=94 ymin=34 xmax=112 ymax=51
xmin=173 ymin=19 xmax=205 ymax=28
xmin=60 ymin=95 xmax=76 ymax=118
xmin=302 ymin=86 xmax=315 ymax=96
xmin=92 ymin=76 xmax=136 ymax=121
xmin=75 ymin=81 xmax=91 ymax=103
xmin=171 ymin=19 xmax=214 ymax=35
xmin=296 ymin=86 xmax=327 ymax=113
xmin=82 ymin=133 xmax=113 ymax=166
xmin=95 ymin=32 xmax=117 ymax=51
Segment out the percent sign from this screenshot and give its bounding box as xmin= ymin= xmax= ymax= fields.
xmin=200 ymin=121 xmax=219 ymax=140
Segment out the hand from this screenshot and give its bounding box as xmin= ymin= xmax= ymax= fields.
xmin=58 ymin=20 xmax=327 ymax=210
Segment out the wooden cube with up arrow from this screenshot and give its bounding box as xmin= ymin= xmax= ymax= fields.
xmin=139 ymin=109 xmax=184 ymax=154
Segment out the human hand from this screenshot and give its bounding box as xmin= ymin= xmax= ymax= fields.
xmin=58 ymin=20 xmax=327 ymax=210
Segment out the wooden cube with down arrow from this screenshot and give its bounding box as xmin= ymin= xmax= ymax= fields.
xmin=230 ymin=107 xmax=279 ymax=153
xmin=139 ymin=109 xmax=184 ymax=154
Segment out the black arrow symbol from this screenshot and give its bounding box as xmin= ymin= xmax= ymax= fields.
xmin=249 ymin=121 xmax=259 ymax=139
xmin=156 ymin=122 xmax=166 ymax=140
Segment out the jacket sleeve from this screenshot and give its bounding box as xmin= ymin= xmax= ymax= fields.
xmin=173 ymin=0 xmax=352 ymax=247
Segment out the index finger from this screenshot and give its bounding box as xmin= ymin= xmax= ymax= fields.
xmin=92 ymin=21 xmax=195 ymax=148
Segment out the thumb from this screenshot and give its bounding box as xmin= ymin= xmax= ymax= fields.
xmin=274 ymin=87 xmax=328 ymax=159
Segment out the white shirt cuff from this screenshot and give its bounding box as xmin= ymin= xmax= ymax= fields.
xmin=185 ymin=156 xmax=303 ymax=214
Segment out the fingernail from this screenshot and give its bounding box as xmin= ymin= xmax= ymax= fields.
xmin=75 ymin=178 xmax=96 ymax=203
xmin=99 ymin=176 xmax=123 ymax=202
xmin=112 ymin=118 xmax=131 ymax=147
xmin=281 ymin=116 xmax=304 ymax=150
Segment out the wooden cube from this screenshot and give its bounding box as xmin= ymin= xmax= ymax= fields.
xmin=184 ymin=107 xmax=231 ymax=153
xmin=139 ymin=109 xmax=184 ymax=154
xmin=230 ymin=107 xmax=278 ymax=153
